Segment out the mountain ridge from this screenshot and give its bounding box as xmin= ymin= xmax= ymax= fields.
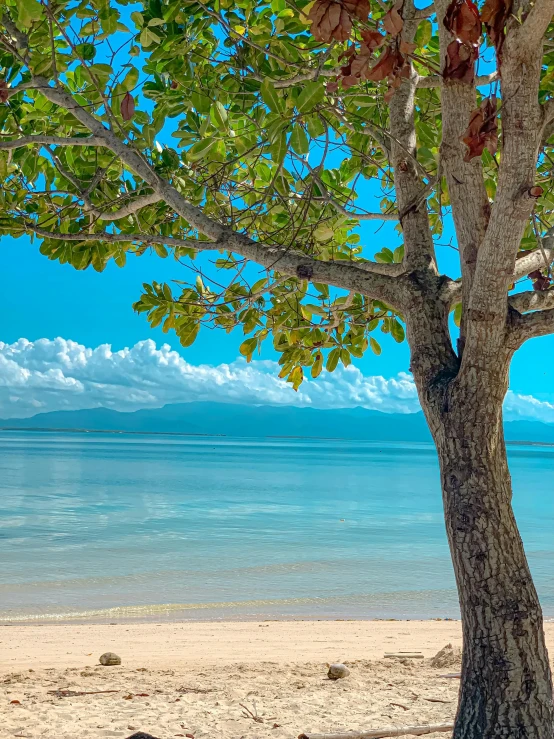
xmin=2 ymin=402 xmax=554 ymax=443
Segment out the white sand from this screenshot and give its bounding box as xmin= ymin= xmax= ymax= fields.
xmin=2 ymin=620 xmax=553 ymax=739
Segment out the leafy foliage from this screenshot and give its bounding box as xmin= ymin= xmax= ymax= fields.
xmin=0 ymin=0 xmax=552 ymax=391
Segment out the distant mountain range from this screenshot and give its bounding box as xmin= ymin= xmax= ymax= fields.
xmin=1 ymin=402 xmax=554 ymax=444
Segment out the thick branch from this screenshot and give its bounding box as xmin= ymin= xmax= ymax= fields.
xmin=434 ymin=0 xmax=492 ymax=352
xmin=514 ymin=246 xmax=554 ymax=281
xmin=27 ymin=225 xmax=407 ymax=308
xmin=509 ymin=289 xmax=554 ymax=313
xmin=511 ymin=0 xmax=554 ymax=56
xmin=462 ymin=14 xmax=546 ymax=366
xmin=414 ymin=3 xmax=435 ymax=19
xmin=510 ymin=308 xmax=554 ymax=345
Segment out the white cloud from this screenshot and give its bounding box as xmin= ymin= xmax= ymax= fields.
xmin=0 ymin=337 xmax=552 ymax=424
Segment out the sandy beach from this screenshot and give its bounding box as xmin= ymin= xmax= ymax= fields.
xmin=2 ymin=620 xmax=553 ymax=739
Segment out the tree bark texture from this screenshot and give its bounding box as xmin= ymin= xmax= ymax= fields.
xmin=416 ymin=350 xmax=554 ymax=738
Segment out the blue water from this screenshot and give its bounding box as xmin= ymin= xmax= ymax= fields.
xmin=0 ymin=431 xmax=552 ymax=622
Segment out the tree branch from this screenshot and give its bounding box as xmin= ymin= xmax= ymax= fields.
xmin=433 ymin=0 xmax=492 ymax=353
xmin=90 ymin=192 xmax=162 ymax=222
xmin=510 ymin=307 xmax=554 ymax=345
xmin=0 ymin=135 xmax=106 ymax=149
xmin=461 ymin=9 xmax=548 ymax=366
xmin=27 ymin=224 xmax=407 ymax=308
xmin=387 ymin=1 xmax=436 ymax=272
xmin=414 ymin=3 xmax=435 ymax=19
xmin=509 ymin=289 xmax=554 ymax=313
xmin=511 ymin=0 xmax=554 ymax=55
xmin=514 ymin=247 xmax=554 ymax=281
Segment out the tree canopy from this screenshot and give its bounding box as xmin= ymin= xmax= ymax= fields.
xmin=1 ymin=0 xmax=551 ymax=392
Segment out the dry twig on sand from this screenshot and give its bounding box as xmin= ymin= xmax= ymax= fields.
xmin=298 ymin=722 xmax=454 ymax=739
xmin=47 ymin=689 xmax=119 ymax=698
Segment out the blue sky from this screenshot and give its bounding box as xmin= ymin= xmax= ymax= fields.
xmin=2 ymin=228 xmax=554 ymax=422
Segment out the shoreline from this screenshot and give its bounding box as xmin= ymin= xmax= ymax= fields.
xmin=2 ymin=619 xmax=468 ymax=670
xmin=2 ymin=619 xmax=553 ymax=670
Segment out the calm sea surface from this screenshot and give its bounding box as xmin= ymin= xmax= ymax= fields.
xmin=0 ymin=431 xmax=552 ymax=622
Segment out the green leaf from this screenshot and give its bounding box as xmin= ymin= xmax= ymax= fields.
xmin=370 ymin=337 xmax=382 ymax=355
xmin=288 ymin=365 xmax=304 ymax=391
xmin=391 ymin=319 xmax=405 ymax=343
xmin=16 ymin=0 xmax=43 ymax=27
xmin=140 ymin=27 xmax=161 ymax=47
xmin=296 ymin=81 xmax=325 ymax=113
xmin=261 ymin=79 xmax=283 ymax=113
xmin=211 ymin=101 xmax=228 ymax=130
xmin=326 ymin=347 xmax=340 ymax=372
xmin=187 ymin=138 xmax=218 ymax=162
xmin=453 ymin=302 xmax=462 ymax=328
xmin=290 ymin=124 xmax=309 ymax=155
xmin=415 ymin=19 xmax=432 ymax=49
xmin=269 ymin=132 xmax=287 ymax=166
xmin=122 ymin=66 xmax=139 ymax=91
xmin=311 ymin=351 xmax=323 ymax=379
xmin=179 ymin=322 xmax=200 ymax=348
xmin=239 ymin=337 xmax=258 ymax=358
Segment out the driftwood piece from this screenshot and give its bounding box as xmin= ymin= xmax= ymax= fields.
xmin=47 ymin=689 xmax=119 ymax=698
xmin=298 ymin=722 xmax=454 ymax=739
xmin=384 ymin=653 xmax=425 ymax=660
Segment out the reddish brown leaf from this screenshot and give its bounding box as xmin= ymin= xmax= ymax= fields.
xmin=443 ymin=39 xmax=478 ymax=83
xmin=365 ymin=46 xmax=396 ymax=81
xmin=481 ymin=0 xmax=512 ymax=56
xmin=360 ymin=29 xmax=386 ymax=50
xmin=443 ymin=0 xmax=481 ymax=45
xmin=121 ymin=92 xmax=135 ymax=122
xmin=326 ymin=80 xmax=340 ymax=92
xmin=461 ymin=96 xmax=498 ymax=161
xmin=383 ymin=4 xmax=403 ymax=36
xmin=365 ymin=46 xmax=407 ymax=82
xmin=347 ymin=44 xmax=373 ymax=75
xmin=399 ymin=39 xmax=417 ymax=55
xmin=309 ymin=0 xmax=353 ymax=42
xmin=0 ymin=80 xmax=9 ymax=103
xmin=10 ymin=700 xmax=21 ymax=705
xmin=341 ymin=74 xmax=359 ymax=89
xmin=342 ymin=0 xmax=370 ymax=21
xmin=529 ymin=270 xmax=551 ymax=292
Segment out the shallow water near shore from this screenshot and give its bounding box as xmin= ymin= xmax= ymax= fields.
xmin=0 ymin=430 xmax=552 ymax=622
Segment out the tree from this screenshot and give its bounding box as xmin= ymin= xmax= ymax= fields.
xmin=1 ymin=0 xmax=554 ymax=733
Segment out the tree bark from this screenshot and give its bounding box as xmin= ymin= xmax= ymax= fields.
xmin=421 ymin=371 xmax=554 ymax=738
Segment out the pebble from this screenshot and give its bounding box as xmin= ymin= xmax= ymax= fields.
xmin=99 ymin=652 xmax=121 ymax=666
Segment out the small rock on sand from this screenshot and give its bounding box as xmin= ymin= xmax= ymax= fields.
xmin=327 ymin=663 xmax=350 ymax=680
xmin=430 ymin=643 xmax=462 ymax=669
xmin=99 ymin=652 xmax=121 ymax=666
xmin=126 ymin=734 xmax=162 ymax=739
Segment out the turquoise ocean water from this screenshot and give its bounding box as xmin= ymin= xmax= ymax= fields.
xmin=0 ymin=431 xmax=552 ymax=622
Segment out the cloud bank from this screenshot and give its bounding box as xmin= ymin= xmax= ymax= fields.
xmin=0 ymin=337 xmax=552 ymax=423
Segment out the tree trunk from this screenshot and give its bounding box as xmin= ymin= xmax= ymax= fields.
xmin=429 ymin=391 xmax=554 ymax=738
